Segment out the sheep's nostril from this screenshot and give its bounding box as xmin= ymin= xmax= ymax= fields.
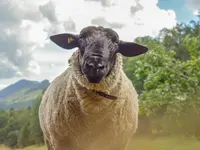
xmin=86 ymin=62 xmax=95 ymax=68
xmin=97 ymin=63 xmax=104 ymax=69
xmin=85 ymin=61 xmax=105 ymax=70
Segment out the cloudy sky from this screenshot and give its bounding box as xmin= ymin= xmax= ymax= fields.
xmin=0 ymin=0 xmax=199 ymax=90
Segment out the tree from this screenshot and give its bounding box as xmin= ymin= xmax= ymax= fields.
xmin=123 ymin=23 xmax=200 ymax=136
xmin=4 ymin=131 xmax=18 ymax=149
xmin=0 ymin=128 xmax=7 ymax=144
xmin=18 ymin=123 xmax=31 ymax=148
xmin=0 ymin=114 xmax=8 ymax=128
xmin=159 ymin=24 xmax=190 ymax=60
xmin=29 ymin=93 xmax=44 ymax=145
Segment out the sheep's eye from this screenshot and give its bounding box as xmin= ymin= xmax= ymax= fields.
xmin=114 ymin=43 xmax=119 ymax=51
xmin=115 ymin=40 xmax=119 ymax=44
xmin=78 ymin=38 xmax=86 ymax=50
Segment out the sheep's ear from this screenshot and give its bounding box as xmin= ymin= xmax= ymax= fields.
xmin=118 ymin=41 xmax=148 ymax=57
xmin=50 ymin=33 xmax=78 ymax=49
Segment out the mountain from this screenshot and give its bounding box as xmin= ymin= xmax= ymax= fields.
xmin=0 ymin=79 xmax=50 ymax=110
xmin=0 ymin=79 xmax=39 ymax=99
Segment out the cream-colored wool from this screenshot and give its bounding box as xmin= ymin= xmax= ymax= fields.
xmin=39 ymin=50 xmax=139 ymax=150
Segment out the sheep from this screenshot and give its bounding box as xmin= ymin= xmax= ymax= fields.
xmin=39 ymin=26 xmax=148 ymax=150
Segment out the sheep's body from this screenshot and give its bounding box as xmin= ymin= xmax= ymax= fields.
xmin=39 ymin=50 xmax=139 ymax=150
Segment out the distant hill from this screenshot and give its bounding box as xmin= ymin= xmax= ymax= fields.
xmin=0 ymin=79 xmax=50 ymax=110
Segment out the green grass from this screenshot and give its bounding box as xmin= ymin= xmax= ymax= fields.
xmin=1 ymin=136 xmax=200 ymax=150
xmin=0 ymin=145 xmax=47 ymax=150
xmin=128 ymin=136 xmax=200 ymax=150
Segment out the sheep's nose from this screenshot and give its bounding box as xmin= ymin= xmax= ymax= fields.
xmin=85 ymin=61 xmax=105 ymax=70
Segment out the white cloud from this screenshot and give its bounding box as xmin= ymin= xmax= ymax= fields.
xmin=0 ymin=0 xmax=177 ymax=87
xmin=19 ymin=20 xmax=48 ymax=45
xmin=193 ymin=10 xmax=199 ymax=16
xmin=27 ymin=60 xmax=41 ymax=75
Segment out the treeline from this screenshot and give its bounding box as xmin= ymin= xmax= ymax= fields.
xmin=1 ymin=17 xmax=200 ymax=149
xmin=124 ymin=17 xmax=200 ymax=138
xmin=0 ymin=93 xmax=44 ymax=149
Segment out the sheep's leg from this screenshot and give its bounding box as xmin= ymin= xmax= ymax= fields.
xmin=44 ymin=138 xmax=54 ymax=150
xmin=111 ymin=145 xmax=128 ymax=150
xmin=54 ymin=138 xmax=77 ymax=150
xmin=54 ymin=143 xmax=76 ymax=150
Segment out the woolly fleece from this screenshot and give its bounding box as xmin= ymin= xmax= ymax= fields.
xmin=39 ymin=50 xmax=139 ymax=150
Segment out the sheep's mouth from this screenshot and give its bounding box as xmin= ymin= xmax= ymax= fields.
xmin=85 ymin=75 xmax=104 ymax=83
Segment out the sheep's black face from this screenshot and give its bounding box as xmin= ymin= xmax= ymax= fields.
xmin=49 ymin=26 xmax=149 ymax=83
xmin=78 ymin=27 xmax=119 ymax=83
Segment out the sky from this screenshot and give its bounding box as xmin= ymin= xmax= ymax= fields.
xmin=0 ymin=0 xmax=199 ymax=90
xmin=158 ymin=0 xmax=199 ymax=23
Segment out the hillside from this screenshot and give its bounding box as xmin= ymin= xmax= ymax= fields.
xmin=0 ymin=79 xmax=50 ymax=110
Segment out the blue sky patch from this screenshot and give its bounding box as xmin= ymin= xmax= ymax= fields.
xmin=158 ymin=0 xmax=198 ymax=23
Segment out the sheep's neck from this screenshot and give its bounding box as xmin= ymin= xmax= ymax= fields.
xmin=80 ymin=86 xmax=117 ymax=100
xmin=90 ymin=89 xmax=117 ymax=100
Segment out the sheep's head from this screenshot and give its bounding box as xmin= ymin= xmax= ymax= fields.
xmin=50 ymin=26 xmax=148 ymax=83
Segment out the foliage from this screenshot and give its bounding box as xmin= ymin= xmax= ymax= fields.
xmin=0 ymin=92 xmax=44 ymax=148
xmin=124 ymin=17 xmax=200 ymax=137
xmin=29 ymin=94 xmax=44 ymax=145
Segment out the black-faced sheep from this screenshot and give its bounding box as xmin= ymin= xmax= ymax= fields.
xmin=39 ymin=26 xmax=148 ymax=150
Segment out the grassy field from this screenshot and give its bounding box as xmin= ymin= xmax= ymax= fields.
xmin=128 ymin=136 xmax=200 ymax=150
xmin=1 ymin=136 xmax=200 ymax=150
xmin=0 ymin=145 xmax=46 ymax=150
